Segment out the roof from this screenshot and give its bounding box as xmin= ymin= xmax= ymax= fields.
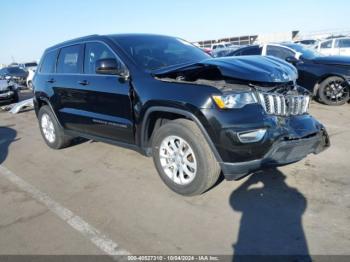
xmin=45 ymin=33 xmax=176 ymax=52
xmin=46 ymin=34 xmax=100 ymax=51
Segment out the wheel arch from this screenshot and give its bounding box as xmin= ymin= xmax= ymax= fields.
xmin=35 ymin=95 xmax=63 ymax=128
xmin=140 ymin=106 xmax=222 ymax=162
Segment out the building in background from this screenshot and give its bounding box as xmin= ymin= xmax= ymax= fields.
xmin=195 ymin=28 xmax=350 ymax=49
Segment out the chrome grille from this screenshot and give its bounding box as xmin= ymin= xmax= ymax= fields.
xmin=257 ymin=92 xmax=310 ymax=116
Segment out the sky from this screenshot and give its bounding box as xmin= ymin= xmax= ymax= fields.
xmin=0 ymin=0 xmax=349 ymax=64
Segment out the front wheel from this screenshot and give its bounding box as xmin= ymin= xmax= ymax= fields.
xmin=152 ymin=119 xmax=221 ymax=196
xmin=318 ymin=76 xmax=349 ymax=105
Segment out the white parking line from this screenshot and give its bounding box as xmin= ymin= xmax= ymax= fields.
xmin=0 ymin=165 xmax=130 ymax=257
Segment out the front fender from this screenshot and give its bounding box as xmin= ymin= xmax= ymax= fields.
xmin=138 ymin=105 xmax=223 ymax=162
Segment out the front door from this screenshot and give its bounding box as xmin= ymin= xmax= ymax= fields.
xmin=59 ymin=42 xmax=134 ymax=144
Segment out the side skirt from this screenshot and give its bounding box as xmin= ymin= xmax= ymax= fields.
xmin=65 ymin=130 xmax=149 ymax=156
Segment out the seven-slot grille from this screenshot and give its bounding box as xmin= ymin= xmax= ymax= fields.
xmin=257 ymin=92 xmax=310 ymax=116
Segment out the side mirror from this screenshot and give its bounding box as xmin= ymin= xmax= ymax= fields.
xmin=95 ymin=59 xmax=129 ymax=78
xmin=285 ymin=56 xmax=299 ymax=64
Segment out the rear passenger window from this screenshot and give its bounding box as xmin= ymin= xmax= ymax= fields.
xmin=40 ymin=51 xmax=57 ymax=73
xmin=84 ymin=42 xmax=116 ymax=74
xmin=57 ymin=45 xmax=82 ymax=74
xmin=338 ymin=39 xmax=350 ymax=48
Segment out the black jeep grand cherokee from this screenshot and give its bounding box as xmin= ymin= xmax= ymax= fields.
xmin=33 ymin=34 xmax=330 ymax=195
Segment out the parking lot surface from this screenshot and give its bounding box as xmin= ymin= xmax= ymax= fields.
xmin=0 ymin=93 xmax=349 ymax=256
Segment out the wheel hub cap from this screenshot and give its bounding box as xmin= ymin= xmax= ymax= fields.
xmin=159 ymin=135 xmax=197 ymax=185
xmin=41 ymin=113 xmax=56 ymax=143
xmin=325 ymin=80 xmax=348 ymax=102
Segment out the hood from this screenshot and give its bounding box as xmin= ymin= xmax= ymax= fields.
xmin=312 ymin=56 xmax=350 ymax=66
xmin=154 ymin=56 xmax=298 ymax=84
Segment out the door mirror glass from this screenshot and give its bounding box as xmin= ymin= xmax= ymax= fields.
xmin=95 ymin=58 xmax=128 ymax=77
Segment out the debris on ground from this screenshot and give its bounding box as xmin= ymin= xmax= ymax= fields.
xmin=1 ymin=98 xmax=34 ymax=114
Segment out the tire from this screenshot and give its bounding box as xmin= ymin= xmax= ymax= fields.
xmin=27 ymin=81 xmax=33 ymax=90
xmin=318 ymin=76 xmax=349 ymax=106
xmin=152 ymin=119 xmax=221 ymax=196
xmin=12 ymin=92 xmax=19 ymax=103
xmin=38 ymin=105 xmax=72 ymax=149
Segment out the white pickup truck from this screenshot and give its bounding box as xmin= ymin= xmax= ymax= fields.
xmin=316 ymin=37 xmax=350 ymax=56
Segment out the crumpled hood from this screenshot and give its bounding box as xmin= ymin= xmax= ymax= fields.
xmin=312 ymin=56 xmax=350 ymax=66
xmin=154 ymin=56 xmax=298 ymax=83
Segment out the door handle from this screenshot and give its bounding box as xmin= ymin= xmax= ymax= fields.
xmin=78 ymin=80 xmax=89 ymax=86
xmin=46 ymin=78 xmax=55 ymax=83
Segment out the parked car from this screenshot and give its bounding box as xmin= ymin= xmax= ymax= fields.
xmin=33 ymin=34 xmax=329 ymax=196
xmin=26 ymin=68 xmax=36 ymax=89
xmin=0 ymin=67 xmax=28 ymax=86
xmin=225 ymin=43 xmax=350 ymax=105
xmin=211 ymin=42 xmax=232 ymax=50
xmin=19 ymin=62 xmax=38 ymax=70
xmin=0 ymin=78 xmax=19 ymax=104
xmin=315 ymin=37 xmax=350 ymax=56
xmin=211 ymin=45 xmax=243 ymax=58
xmin=202 ymin=48 xmax=213 ymax=55
xmin=17 ymin=62 xmax=38 ymax=89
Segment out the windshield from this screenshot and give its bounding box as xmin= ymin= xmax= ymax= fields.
xmin=286 ymin=44 xmax=323 ymax=59
xmin=7 ymin=67 xmax=25 ymax=74
xmin=24 ymin=62 xmax=37 ymax=67
xmin=112 ymin=35 xmax=210 ymax=70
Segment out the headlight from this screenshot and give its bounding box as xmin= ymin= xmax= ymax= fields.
xmin=212 ymin=92 xmax=257 ymax=109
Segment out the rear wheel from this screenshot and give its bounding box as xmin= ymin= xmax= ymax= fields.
xmin=38 ymin=105 xmax=72 ymax=149
xmin=318 ymin=76 xmax=349 ymax=105
xmin=152 ymin=119 xmax=221 ymax=196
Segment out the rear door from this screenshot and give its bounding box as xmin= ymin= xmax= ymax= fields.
xmin=53 ymin=44 xmax=86 ymax=132
xmin=61 ymin=41 xmax=134 ymax=143
xmin=336 ymin=38 xmax=350 ymax=56
xmin=34 ymin=49 xmax=58 ymax=105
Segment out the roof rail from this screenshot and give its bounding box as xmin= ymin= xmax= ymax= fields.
xmin=46 ymin=34 xmax=100 ymax=50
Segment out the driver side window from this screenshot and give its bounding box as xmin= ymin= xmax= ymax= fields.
xmin=266 ymin=46 xmax=295 ymax=60
xmin=84 ymin=42 xmax=121 ymax=75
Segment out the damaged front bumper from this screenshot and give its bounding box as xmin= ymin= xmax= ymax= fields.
xmin=0 ymin=90 xmax=15 ymax=100
xmin=201 ymin=105 xmax=330 ymax=180
xmin=220 ymin=128 xmax=330 ymax=180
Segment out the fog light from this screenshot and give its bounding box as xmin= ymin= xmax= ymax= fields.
xmin=237 ymin=129 xmax=266 ymax=143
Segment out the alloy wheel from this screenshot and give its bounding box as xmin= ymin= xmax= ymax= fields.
xmin=323 ymin=79 xmax=349 ymax=104
xmin=159 ymin=135 xmax=197 ymax=185
xmin=41 ymin=113 xmax=56 ymax=143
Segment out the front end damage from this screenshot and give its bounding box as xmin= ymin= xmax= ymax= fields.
xmin=154 ymin=56 xmax=330 ymax=179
